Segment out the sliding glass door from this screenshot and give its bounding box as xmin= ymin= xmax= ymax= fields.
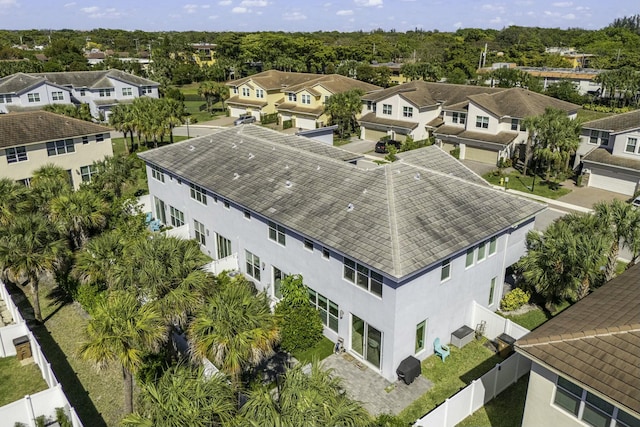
xmin=351 ymin=314 xmax=382 ymax=369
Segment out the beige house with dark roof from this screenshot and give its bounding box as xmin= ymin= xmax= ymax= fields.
xmin=0 ymin=111 xmax=113 ymax=188
xmin=226 ymin=70 xmax=381 ymax=130
xmin=515 ymin=263 xmax=640 ymax=427
xmin=577 ymin=110 xmax=640 ymax=196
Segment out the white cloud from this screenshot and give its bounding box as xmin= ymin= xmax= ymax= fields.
xmin=64 ymin=2 xmax=76 ymax=7
xmin=81 ymin=6 xmax=99 ymax=13
xmin=0 ymin=0 xmax=18 ymax=7
xmin=481 ymin=4 xmax=505 ymax=13
xmin=241 ymin=0 xmax=267 ymax=6
xmin=202 ymin=4 xmax=210 ymax=8
xmin=552 ymin=1 xmax=572 ymax=6
xmin=354 ymin=0 xmax=382 ymax=6
xmin=218 ymin=0 xmax=231 ymax=4
xmin=337 ymin=9 xmax=353 ymax=15
xmin=490 ymin=16 xmax=503 ymax=24
xmin=453 ymin=21 xmax=462 ymax=28
xmin=208 ymin=14 xmax=219 ymax=19
xmin=562 ymin=13 xmax=576 ymax=19
xmin=232 ymin=6 xmax=248 ymax=13
xmin=184 ymin=4 xmax=199 ymax=13
xmin=283 ymin=11 xmax=306 ymax=21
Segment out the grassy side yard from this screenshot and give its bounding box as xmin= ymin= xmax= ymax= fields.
xmin=483 ymin=170 xmax=571 ymax=199
xmin=398 ymin=338 xmax=502 ymax=424
xmin=456 ymin=374 xmax=529 ymax=427
xmin=174 ymin=83 xmax=225 ymax=123
xmin=290 ymin=336 xmax=335 ymax=364
xmin=0 ymin=356 xmax=48 ymax=407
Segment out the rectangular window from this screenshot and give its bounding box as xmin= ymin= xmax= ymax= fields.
xmin=256 ymin=89 xmax=264 ymax=98
xmin=242 ymin=87 xmax=250 ymax=97
xmin=0 ymin=94 xmax=12 ymax=103
xmin=142 ymin=86 xmax=154 ymax=95
xmin=475 ymin=116 xmax=489 ymax=129
xmin=489 ymin=236 xmax=497 ymax=255
xmin=122 ymin=87 xmax=132 ymax=96
xmin=510 ymin=118 xmax=519 ymax=131
xmin=96 ymin=134 xmax=104 ymax=142
xmin=16 ymin=177 xmax=31 ymax=187
xmin=441 ymin=258 xmax=451 ymax=281
xmin=554 ymin=377 xmax=583 ymax=416
xmin=415 ymin=320 xmax=426 ymax=353
xmin=322 ymin=247 xmax=330 ymax=259
xmin=194 ymin=220 xmax=206 ymax=245
xmin=489 ymin=277 xmax=496 ymax=305
xmin=51 ymin=91 xmax=64 ymax=101
xmin=46 ymin=139 xmax=75 ymax=156
xmin=308 ymin=288 xmax=339 ymax=333
xmin=151 ymin=165 xmax=165 ymax=182
xmin=28 ymin=93 xmax=40 ymax=103
xmin=582 ymin=392 xmax=614 ymax=427
xmin=99 ymin=89 xmax=111 ymax=97
xmin=190 ymin=183 xmax=207 ymax=205
xmin=304 ymin=239 xmax=313 ymax=251
xmin=244 ymin=209 xmax=251 ymax=220
xmin=366 ymin=100 xmax=373 ymax=110
xmin=169 ymin=206 xmax=184 ymax=227
xmin=343 ymin=257 xmax=383 ymax=297
xmin=232 ymin=87 xmax=238 ymax=94
xmin=301 ymin=94 xmax=311 ymax=104
xmin=80 ymin=165 xmax=98 ymax=182
xmin=154 ymin=196 xmax=167 ymax=224
xmin=245 ymin=250 xmax=261 ymax=281
xmin=465 ymin=248 xmax=474 ymax=268
xmin=589 ymin=129 xmax=599 ymax=144
xmin=382 ymin=104 xmax=392 ymax=115
xmin=82 ymin=136 xmax=89 ymax=145
xmin=79 ymin=89 xmax=86 ymax=96
xmin=268 ymin=221 xmax=286 ymax=245
xmin=452 ymin=112 xmax=466 ymax=124
xmin=403 ymin=106 xmax=413 ymax=118
xmin=625 ymin=137 xmax=638 ymax=154
xmin=223 ymin=200 xmax=230 ymax=209
xmin=5 ymin=146 xmax=28 ymax=163
xmin=272 ymin=266 xmax=286 ymax=299
xmin=216 ymin=234 xmax=232 ymax=259
xmin=288 ymin=92 xmax=297 ymax=102
xmin=477 ymin=242 xmax=487 ymax=261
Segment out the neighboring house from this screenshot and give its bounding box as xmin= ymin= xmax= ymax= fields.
xmin=0 ymin=69 xmax=159 ymax=120
xmin=191 ymin=43 xmax=217 ymax=67
xmin=576 ymin=110 xmax=640 ymax=196
xmin=370 ymin=62 xmax=409 ymax=85
xmin=359 ymin=81 xmax=506 ymax=143
xmin=515 ymin=263 xmax=640 ymax=427
xmin=226 ymin=70 xmax=381 ymax=130
xmin=0 ymin=111 xmax=113 ymax=188
xmin=435 ymin=87 xmax=580 ymax=165
xmin=138 ymin=124 xmax=545 ymax=382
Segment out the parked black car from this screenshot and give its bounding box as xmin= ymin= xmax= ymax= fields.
xmin=374 ymin=139 xmax=401 ymax=153
xmin=234 ymin=114 xmax=257 ymax=125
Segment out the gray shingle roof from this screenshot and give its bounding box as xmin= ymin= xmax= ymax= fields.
xmin=434 ymin=126 xmax=519 ymax=147
xmin=467 ymin=88 xmax=581 ymax=119
xmin=581 ymin=110 xmax=640 ymax=134
xmin=227 ymin=70 xmax=321 ymax=91
xmin=29 ymin=69 xmax=158 ymax=89
xmin=0 ymin=111 xmax=112 ymax=149
xmin=359 ymin=112 xmax=419 ymax=131
xmin=139 ymin=125 xmax=544 ymax=278
xmin=0 ymin=73 xmax=43 ymax=94
xmin=397 ymin=146 xmax=490 ymax=186
xmin=583 ymin=147 xmax=640 ymax=172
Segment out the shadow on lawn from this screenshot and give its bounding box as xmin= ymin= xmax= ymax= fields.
xmin=5 ymin=281 xmax=107 ymax=427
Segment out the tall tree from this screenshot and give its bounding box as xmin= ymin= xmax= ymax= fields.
xmin=0 ymin=213 xmax=68 ymax=322
xmin=30 ymin=164 xmax=73 ymax=211
xmin=325 ymin=89 xmax=365 ymax=139
xmin=79 ymin=290 xmax=166 ymax=415
xmin=188 ymin=273 xmax=280 ymax=389
xmin=0 ymin=178 xmax=33 ymax=227
xmin=109 ymin=104 xmax=135 ymax=154
xmin=49 ymin=188 xmax=109 ymax=250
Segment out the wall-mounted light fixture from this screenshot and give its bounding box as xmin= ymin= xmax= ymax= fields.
xmin=339 ymin=310 xmax=344 ymax=319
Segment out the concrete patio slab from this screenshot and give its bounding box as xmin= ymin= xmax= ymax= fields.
xmin=322 ymin=352 xmax=432 ymax=417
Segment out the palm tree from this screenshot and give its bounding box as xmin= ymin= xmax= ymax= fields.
xmin=188 ymin=273 xmax=280 ymax=389
xmin=30 ymin=164 xmax=73 ymax=210
xmin=89 ymin=155 xmax=144 ymax=201
xmin=240 ymin=360 xmax=371 ymax=427
xmin=593 ymin=199 xmax=640 ymax=281
xmin=121 ymin=363 xmax=235 ymax=427
xmin=79 ymin=290 xmax=166 ymax=415
xmin=198 ymin=81 xmax=217 ymax=112
xmin=73 ymin=229 xmax=128 ymax=289
xmin=325 ymin=89 xmax=365 ymax=139
xmin=0 ymin=213 xmax=68 ymax=322
xmin=109 ymin=104 xmax=135 ymax=154
xmin=160 ymin=98 xmax=185 ymax=144
xmin=49 ymin=188 xmax=109 ymax=250
xmin=0 ymin=178 xmax=33 ymax=226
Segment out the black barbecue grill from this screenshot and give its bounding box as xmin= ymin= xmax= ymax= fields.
xmin=396 ymin=355 xmax=421 ymax=385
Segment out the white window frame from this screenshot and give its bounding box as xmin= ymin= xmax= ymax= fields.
xmin=99 ymin=89 xmax=111 ymax=97
xmin=288 ymin=92 xmax=297 ymax=102
xmin=122 ymin=87 xmax=133 ymax=96
xmin=465 ymin=248 xmax=475 ymax=268
xmin=256 ymin=89 xmax=264 ymax=98
xmin=343 ymin=257 xmax=383 ymax=297
xmin=488 ymin=236 xmax=497 ymax=255
xmin=304 ymin=238 xmax=313 ymax=251
xmin=452 ymin=112 xmax=466 ymax=124
xmin=415 ymin=319 xmax=427 ymax=353
xmin=169 ymin=206 xmax=184 ymax=227
xmin=194 ymin=219 xmax=206 ymax=246
xmin=268 ymin=221 xmax=286 ymax=246
xmin=441 ymin=258 xmax=451 ymax=282
xmin=625 ymin=137 xmax=638 ymax=154
xmin=382 ymin=104 xmax=392 ymax=115
xmin=51 ymin=91 xmax=64 ymax=101
xmin=489 ymin=277 xmax=496 ymax=305
xmin=301 ymin=94 xmax=311 ymax=105
xmin=80 ymin=165 xmax=98 ymax=182
xmin=216 ymin=234 xmax=232 ymax=259
xmin=190 ymin=183 xmax=207 ymax=205
xmin=5 ymin=146 xmax=28 ymax=163
xmin=28 ymin=93 xmax=40 ymax=103
xmin=245 ymin=250 xmax=261 ymax=281
xmin=475 ymin=116 xmax=489 ymax=129
xmin=0 ymin=94 xmax=12 ymax=103
xmin=403 ymin=106 xmax=413 ymax=118
xmin=477 ymin=242 xmax=487 ymax=262
xmin=242 ymin=87 xmax=250 ymax=97
xmin=308 ymin=288 xmax=339 ymax=333
xmin=151 ymin=165 xmax=165 ymax=182
xmin=46 ymin=139 xmax=75 ymax=156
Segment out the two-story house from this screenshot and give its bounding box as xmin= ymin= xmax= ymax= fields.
xmin=575 ymin=110 xmax=640 ymax=196
xmin=515 ymin=263 xmax=640 ymax=427
xmin=359 ymin=81 xmax=506 ymax=143
xmin=435 ymin=88 xmax=580 ymax=165
xmin=138 ymin=124 xmax=545 ymax=382
xmin=226 ymin=70 xmax=381 ymax=130
xmin=0 ymin=111 xmax=113 ymax=188
xmin=0 ymin=69 xmax=159 ymax=121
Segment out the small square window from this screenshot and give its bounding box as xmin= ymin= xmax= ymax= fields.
xmin=223 ymin=200 xmax=230 ymax=209
xmin=322 ymin=247 xmax=330 ymax=259
xmin=244 ymin=209 xmax=251 ymax=219
xmin=441 ymin=258 xmax=451 ymax=281
xmin=304 ymin=239 xmax=313 ymax=251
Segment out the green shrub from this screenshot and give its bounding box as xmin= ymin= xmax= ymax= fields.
xmin=74 ymin=282 xmax=105 ymax=315
xmin=450 ymin=147 xmax=460 ymax=159
xmin=500 ymin=288 xmax=531 ymax=312
xmin=56 ymin=407 xmax=72 ymax=427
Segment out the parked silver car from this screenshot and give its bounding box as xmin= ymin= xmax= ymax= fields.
xmin=234 ymin=115 xmax=256 ymax=125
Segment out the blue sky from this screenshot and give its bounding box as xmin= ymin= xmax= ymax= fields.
xmin=1 ymin=0 xmax=635 ymax=32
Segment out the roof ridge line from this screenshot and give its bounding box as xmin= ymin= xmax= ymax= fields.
xmin=384 ymin=166 xmax=402 ymax=276
xmin=518 ymin=326 xmax=640 ymax=347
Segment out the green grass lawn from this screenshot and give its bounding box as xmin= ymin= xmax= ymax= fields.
xmin=290 ymin=336 xmax=335 ymax=364
xmin=501 ymin=300 xmax=570 ymax=331
xmin=111 ymin=135 xmax=191 ymax=157
xmin=456 ymin=374 xmax=529 ymax=427
xmin=173 ymin=83 xmax=225 ymax=123
xmin=483 ymin=170 xmax=571 ymax=199
xmin=398 ymin=338 xmax=502 ymax=425
xmin=0 ymin=356 xmax=48 ymax=406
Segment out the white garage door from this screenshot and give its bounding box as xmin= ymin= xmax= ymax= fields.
xmin=296 ymin=117 xmax=317 ymax=130
xmin=465 ymin=147 xmax=498 ymax=165
xmin=229 ymin=106 xmax=247 ymax=118
xmin=364 ymin=128 xmax=387 ymax=142
xmin=588 ymin=166 xmax=638 ymax=196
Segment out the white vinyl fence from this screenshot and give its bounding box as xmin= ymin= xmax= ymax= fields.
xmin=413 ymin=301 xmax=533 ymax=427
xmin=0 ymin=281 xmax=83 ymax=427
xmin=414 ymin=353 xmax=532 ymax=427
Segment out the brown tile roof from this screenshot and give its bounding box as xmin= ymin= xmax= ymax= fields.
xmin=284 ymin=74 xmax=381 ymax=95
xmin=0 ymin=111 xmax=111 ymax=149
xmin=582 ymin=147 xmax=640 ymax=172
xmin=225 ymin=96 xmax=268 ymax=108
xmin=361 ymin=81 xmax=507 ymax=109
xmin=467 ymin=88 xmax=580 ymax=119
xmin=226 ymin=70 xmax=320 ymax=91
xmin=359 ymin=112 xmax=419 ymax=131
xmin=516 ymin=263 xmax=640 ymax=414
xmin=434 ymin=126 xmax=519 ymax=147
xmin=276 ymin=102 xmax=324 ymax=117
xmin=582 ymin=110 xmax=640 ymax=134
